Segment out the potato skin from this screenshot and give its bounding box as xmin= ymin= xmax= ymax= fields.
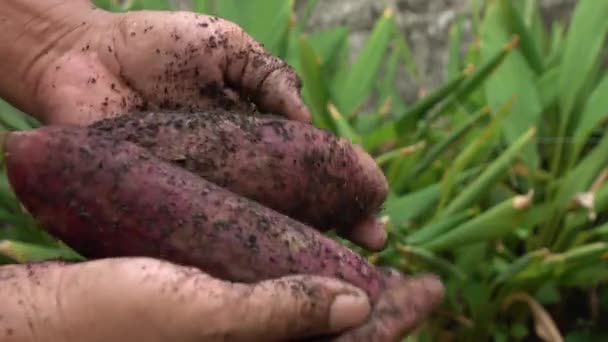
xmin=88 ymin=110 xmax=388 ymax=232
xmin=4 ymin=126 xmax=388 ymax=300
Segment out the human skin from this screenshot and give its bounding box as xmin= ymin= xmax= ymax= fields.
xmin=0 ymin=1 xmax=444 ymax=341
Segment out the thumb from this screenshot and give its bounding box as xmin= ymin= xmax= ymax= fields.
xmin=226 ymin=275 xmax=372 ymax=341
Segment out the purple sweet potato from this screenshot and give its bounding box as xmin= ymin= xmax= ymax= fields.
xmin=3 ymin=126 xmax=393 ymax=301
xmin=88 ymin=110 xmax=389 ymax=234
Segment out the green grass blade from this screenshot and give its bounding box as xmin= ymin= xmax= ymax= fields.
xmin=297 ymin=35 xmax=334 ymax=131
xmin=537 ymin=67 xmax=560 ymax=109
xmin=423 ymin=192 xmax=534 ymax=252
xmin=192 ymin=0 xmax=214 ymax=14
xmin=558 ymin=1 xmax=608 ymax=123
xmin=543 ymin=242 xmax=608 ymax=271
xmin=542 ymin=134 xmax=608 ymax=247
xmin=442 ymin=126 xmax=536 ymax=217
xmin=307 ymin=27 xmax=350 ymax=62
xmin=362 ymin=121 xmax=397 ymax=152
xmin=375 ymin=141 xmax=426 ymax=167
xmin=572 ymin=223 xmax=608 ymax=248
xmin=500 ymin=0 xmax=543 ymax=74
xmin=327 ymin=104 xmax=361 ymax=144
xmin=0 ymin=100 xmax=33 ymax=131
xmin=545 ymin=22 xmax=565 ymax=69
xmin=481 ymin=1 xmax=542 ymax=168
xmin=413 ymin=36 xmax=519 ymax=141
xmin=437 ymin=100 xmax=513 ymax=212
xmin=395 ymin=65 xmax=472 ymax=134
xmin=131 ymin=0 xmax=171 ymax=10
xmin=493 ymin=249 xmax=550 ymax=287
xmin=332 ymin=8 xmax=395 ymax=116
xmin=397 ymin=245 xmax=467 ymax=280
xmin=409 ymin=107 xmax=490 ymax=178
xmin=259 ymin=0 xmax=294 ymax=56
xmin=406 ymin=209 xmax=477 ymax=246
xmin=383 ymin=167 xmax=482 ymax=226
xmin=0 ymin=240 xmax=84 ymax=263
xmin=571 ymin=73 xmax=608 ymax=164
xmin=447 ymin=16 xmax=465 ymax=80
xmin=299 ymin=0 xmax=319 ymax=26
xmin=551 ymin=1 xmax=608 ymax=179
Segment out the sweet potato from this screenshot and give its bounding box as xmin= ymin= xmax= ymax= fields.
xmin=88 ymin=110 xmax=388 ymax=234
xmin=2 ymin=126 xmax=392 ymax=301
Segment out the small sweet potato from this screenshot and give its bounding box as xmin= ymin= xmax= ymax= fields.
xmin=89 ymin=110 xmax=388 ymax=233
xmin=3 ymin=126 xmax=391 ymax=301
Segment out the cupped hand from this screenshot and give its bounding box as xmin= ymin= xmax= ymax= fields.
xmin=0 ymin=258 xmax=442 ymax=342
xmin=36 ymin=8 xmax=310 ymax=127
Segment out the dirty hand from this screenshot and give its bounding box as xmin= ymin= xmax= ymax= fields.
xmin=0 ymin=0 xmax=310 ymax=127
xmin=0 ymin=258 xmax=442 ymax=342
xmin=0 ymin=1 xmax=444 ymax=341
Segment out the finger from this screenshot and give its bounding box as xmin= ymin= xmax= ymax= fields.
xmin=337 ymin=216 xmax=388 ymax=252
xmin=223 ymin=275 xmax=372 ymax=341
xmin=333 ymin=275 xmax=444 ymax=342
xmin=225 ymin=24 xmax=311 ymax=123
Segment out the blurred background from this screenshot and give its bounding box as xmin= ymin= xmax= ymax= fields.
xmin=1 ymin=0 xmax=607 ymax=341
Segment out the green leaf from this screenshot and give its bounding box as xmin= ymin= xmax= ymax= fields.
xmin=332 ymin=8 xmax=395 ymax=115
xmin=409 ymin=107 xmax=490 ymax=178
xmin=500 ymin=0 xmax=543 ymax=74
xmin=0 ymin=240 xmax=84 ymax=263
xmin=397 ymin=245 xmax=467 ymax=280
xmin=382 ymin=183 xmax=440 ymax=226
xmin=493 ymin=249 xmax=549 ymax=287
xmin=423 ymin=192 xmax=534 ymax=252
xmin=192 ymin=0 xmax=214 ymax=14
xmin=375 ymin=141 xmax=425 ymax=167
xmin=481 ymin=1 xmax=542 ymax=168
xmin=447 ymin=16 xmax=465 ymax=80
xmin=437 ymin=101 xmax=513 ymax=213
xmin=395 ymin=65 xmax=471 ymax=135
xmin=536 ymin=67 xmax=560 ymax=109
xmin=441 ymin=126 xmax=536 ymax=218
xmin=307 ymin=27 xmax=350 ymax=68
xmin=383 ymin=167 xmax=482 ymax=226
xmin=131 ymin=0 xmax=171 ymax=10
xmin=362 ymin=121 xmax=397 ymax=151
xmin=542 ymin=132 xmax=608 ymax=247
xmin=545 ymin=22 xmax=565 ymax=69
xmin=0 ymin=100 xmax=33 ymax=131
xmin=571 ymin=73 xmax=608 ymax=164
xmin=558 ymin=0 xmax=608 ymax=123
xmin=297 ymin=35 xmax=334 ymax=131
xmin=412 ymin=35 xmax=519 ymax=143
xmin=327 ymin=104 xmax=361 ymax=144
xmin=406 ymin=209 xmax=477 ymax=246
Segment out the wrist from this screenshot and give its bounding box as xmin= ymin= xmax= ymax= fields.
xmin=0 ymin=0 xmax=111 ymax=117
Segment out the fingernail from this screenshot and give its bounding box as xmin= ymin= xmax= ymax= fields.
xmin=329 ymin=293 xmax=371 ymax=332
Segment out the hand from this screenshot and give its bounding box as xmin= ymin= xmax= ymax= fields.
xmin=1 ymin=0 xmax=310 ymax=126
xmin=0 ymin=1 xmax=444 ymax=341
xmin=0 ymin=258 xmax=442 ymax=342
